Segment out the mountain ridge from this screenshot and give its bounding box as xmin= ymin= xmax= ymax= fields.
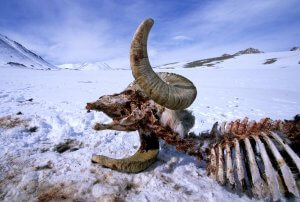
xmin=156 ymin=48 xmax=299 ymax=69
xmin=0 ymin=33 xmax=57 ymax=70
xmin=58 ymin=62 xmax=113 ymax=71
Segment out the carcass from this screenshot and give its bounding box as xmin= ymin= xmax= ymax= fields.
xmin=86 ymin=18 xmax=300 ymax=200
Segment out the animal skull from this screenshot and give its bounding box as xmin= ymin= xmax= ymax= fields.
xmin=86 ymin=18 xmax=198 ymax=173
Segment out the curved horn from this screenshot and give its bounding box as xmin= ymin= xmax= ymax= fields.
xmin=92 ymin=132 xmax=159 ymax=173
xmin=130 ymin=18 xmax=197 ymax=110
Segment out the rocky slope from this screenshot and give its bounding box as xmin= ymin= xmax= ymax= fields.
xmin=0 ymin=34 xmax=57 ymax=70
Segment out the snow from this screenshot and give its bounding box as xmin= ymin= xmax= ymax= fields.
xmin=0 ymin=50 xmax=300 ymax=201
xmin=153 ymin=50 xmax=300 ymax=70
xmin=218 ymin=51 xmax=300 ymax=70
xmin=154 ymin=61 xmax=190 ymax=69
xmin=0 ymin=34 xmax=57 ymax=70
xmin=58 ymin=62 xmax=113 ymax=71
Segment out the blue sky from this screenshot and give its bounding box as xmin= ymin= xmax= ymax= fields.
xmin=1 ymin=0 xmax=300 ymax=67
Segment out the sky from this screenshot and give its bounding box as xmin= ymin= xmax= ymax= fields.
xmin=0 ymin=0 xmax=300 ymax=68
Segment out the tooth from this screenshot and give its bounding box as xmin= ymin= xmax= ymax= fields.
xmin=270 ymin=132 xmax=300 ymax=172
xmin=225 ymin=142 xmax=235 ymax=187
xmin=244 ymin=137 xmax=268 ymax=198
xmin=253 ymin=135 xmax=280 ymax=201
xmin=217 ymin=144 xmax=225 ymax=185
xmin=233 ymin=138 xmax=245 ymax=188
xmin=262 ymin=133 xmax=299 ymax=197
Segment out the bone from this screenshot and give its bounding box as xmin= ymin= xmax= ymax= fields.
xmin=225 ymin=142 xmax=235 ymax=187
xmin=91 ymin=147 xmax=158 ymax=173
xmin=275 ymin=170 xmax=286 ymax=195
xmin=247 ymin=120 xmax=256 ymax=132
xmin=130 ymin=18 xmax=197 ymax=110
xmin=233 ymin=138 xmax=245 ymax=188
xmin=252 ymin=135 xmax=281 ymax=201
xmin=209 ymin=147 xmax=217 ymax=180
xmin=237 ymin=117 xmax=248 ymax=135
xmin=217 ymin=144 xmax=225 ymax=185
xmin=270 ymin=132 xmax=300 ymax=172
xmin=93 ymin=122 xmax=137 ymax=131
xmin=210 ymin=122 xmax=221 ymax=138
xmin=244 ymin=137 xmax=268 ymax=198
xmin=262 ymin=133 xmax=299 ymax=197
xmin=220 ymin=121 xmax=226 ymax=134
xmin=241 ymin=117 xmax=249 ymax=125
xmin=231 ymin=119 xmax=240 ymax=134
xmin=92 ymin=131 xmax=159 ymax=173
xmin=119 ymin=108 xmax=145 ymax=125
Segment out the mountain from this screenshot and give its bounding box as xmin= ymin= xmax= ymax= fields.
xmin=183 ymin=54 xmax=235 ymax=68
xmin=290 ymin=47 xmax=300 ymax=51
xmin=58 ymin=62 xmax=113 ymax=71
xmin=156 ymin=48 xmax=299 ymax=69
xmin=58 ymin=47 xmax=266 ymax=70
xmin=157 ymin=48 xmax=265 ymax=69
xmin=0 ymin=34 xmax=57 ymax=70
xmin=233 ymin=47 xmax=263 ymax=55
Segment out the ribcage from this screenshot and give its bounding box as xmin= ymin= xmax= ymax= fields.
xmin=206 ymin=117 xmax=300 ymax=201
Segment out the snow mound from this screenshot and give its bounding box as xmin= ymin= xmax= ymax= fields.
xmin=0 ymin=34 xmax=57 ymax=70
xmin=58 ymin=62 xmax=113 ymax=71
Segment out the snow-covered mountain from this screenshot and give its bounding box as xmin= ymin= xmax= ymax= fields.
xmin=290 ymin=46 xmax=300 ymax=51
xmin=58 ymin=47 xmax=299 ymax=71
xmin=233 ymin=47 xmax=263 ymax=55
xmin=156 ymin=48 xmax=300 ymax=69
xmin=0 ymin=34 xmax=57 ymax=70
xmin=58 ymin=62 xmax=113 ymax=71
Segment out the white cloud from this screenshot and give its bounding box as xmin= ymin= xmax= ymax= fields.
xmin=172 ymin=35 xmax=192 ymax=41
xmin=148 ymin=0 xmax=300 ymax=64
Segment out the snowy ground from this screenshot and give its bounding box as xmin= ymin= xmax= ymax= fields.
xmin=0 ymin=51 xmax=300 ymax=201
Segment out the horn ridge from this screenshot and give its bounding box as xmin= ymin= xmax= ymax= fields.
xmin=130 ymin=18 xmax=197 ymax=110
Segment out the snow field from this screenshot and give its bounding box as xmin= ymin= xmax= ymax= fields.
xmin=0 ymin=50 xmax=299 ymax=201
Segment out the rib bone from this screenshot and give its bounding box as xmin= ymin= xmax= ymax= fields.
xmin=253 ymin=135 xmax=281 ymax=201
xmin=225 ymin=142 xmax=235 ymax=186
xmin=220 ymin=121 xmax=226 ymax=134
xmin=262 ymin=132 xmax=299 ymax=197
xmin=217 ymin=144 xmax=225 ymax=185
xmin=271 ymin=132 xmax=300 ymax=172
xmin=209 ymin=147 xmax=217 ymax=180
xmin=244 ymin=137 xmax=268 ymax=198
xmin=233 ymin=138 xmax=245 ymax=188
